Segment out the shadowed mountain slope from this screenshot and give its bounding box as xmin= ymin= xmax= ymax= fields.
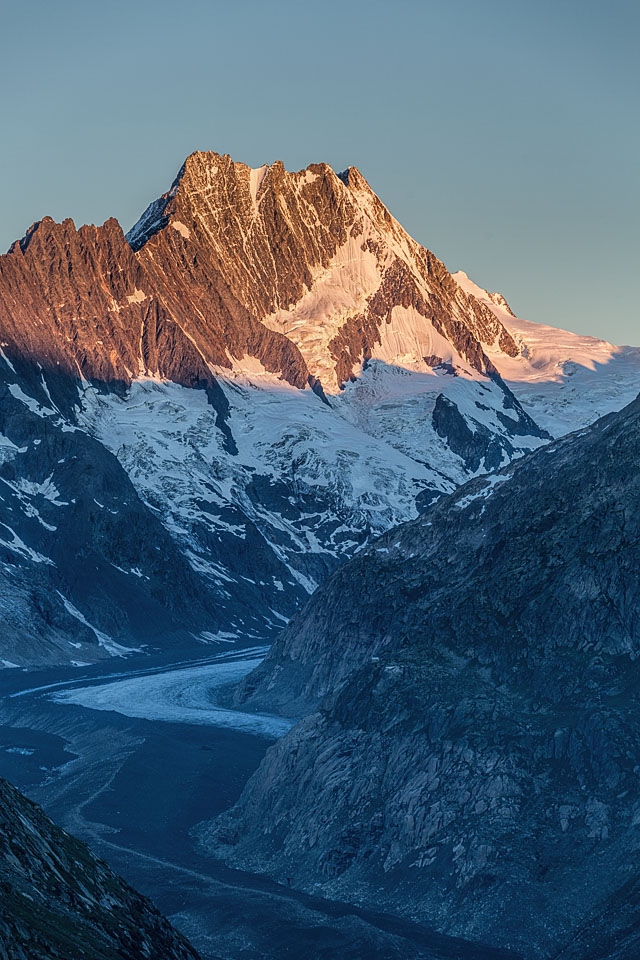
xmin=208 ymin=393 xmax=640 ymax=959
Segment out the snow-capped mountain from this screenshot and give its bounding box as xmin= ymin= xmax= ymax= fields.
xmin=453 ymin=270 xmax=640 ymax=436
xmin=0 ymin=150 xmax=638 ymax=665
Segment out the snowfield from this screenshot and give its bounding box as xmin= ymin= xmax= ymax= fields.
xmin=453 ymin=270 xmax=640 ymax=435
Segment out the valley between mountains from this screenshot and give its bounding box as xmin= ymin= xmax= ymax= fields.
xmin=1 ymin=150 xmax=640 ymax=960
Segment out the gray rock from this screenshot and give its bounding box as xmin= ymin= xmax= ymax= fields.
xmin=208 ymin=394 xmax=640 ymax=958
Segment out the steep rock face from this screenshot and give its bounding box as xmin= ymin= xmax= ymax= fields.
xmin=0 ymin=216 xmax=144 ymax=386
xmin=130 ymin=156 xmax=348 ymax=369
xmin=128 ymin=153 xmax=520 ymax=391
xmin=128 ymin=155 xmax=317 ymax=392
xmin=0 ymin=775 xmax=199 ymax=960
xmin=209 ymin=394 xmax=640 ymax=958
xmin=0 ymin=214 xmax=233 ymax=433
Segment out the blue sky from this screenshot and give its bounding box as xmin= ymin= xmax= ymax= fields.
xmin=1 ymin=0 xmax=637 ymax=342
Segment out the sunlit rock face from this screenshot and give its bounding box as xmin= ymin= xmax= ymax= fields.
xmin=1 ymin=149 xmax=639 ymax=665
xmin=206 ymin=393 xmax=640 ymax=959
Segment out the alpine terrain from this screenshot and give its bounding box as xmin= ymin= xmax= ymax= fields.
xmin=1 ymin=150 xmax=639 ymax=666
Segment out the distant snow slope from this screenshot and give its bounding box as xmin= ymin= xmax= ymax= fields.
xmin=453 ymin=271 xmax=640 ymax=436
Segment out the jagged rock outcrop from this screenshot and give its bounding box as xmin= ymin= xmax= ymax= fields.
xmin=431 ymin=394 xmax=506 ymax=471
xmin=0 ymin=775 xmax=199 ymax=960
xmin=208 ymin=393 xmax=640 ymax=958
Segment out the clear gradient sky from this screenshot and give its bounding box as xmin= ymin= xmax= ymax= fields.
xmin=1 ymin=0 xmax=638 ymax=342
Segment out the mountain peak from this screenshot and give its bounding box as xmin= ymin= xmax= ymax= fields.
xmin=452 ymin=269 xmax=516 ymax=318
xmin=1 ymin=145 xmax=640 ymax=674
xmin=336 ymin=164 xmax=370 ymax=192
xmin=125 ymin=149 xmax=528 ymax=395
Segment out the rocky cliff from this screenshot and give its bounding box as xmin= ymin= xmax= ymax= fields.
xmin=0 ymin=774 xmax=199 ymax=960
xmin=207 ymin=392 xmax=640 ymax=958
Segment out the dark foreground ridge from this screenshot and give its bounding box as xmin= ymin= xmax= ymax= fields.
xmin=0 ymin=774 xmax=199 ymax=960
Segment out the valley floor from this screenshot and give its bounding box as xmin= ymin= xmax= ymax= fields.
xmin=0 ymin=648 xmax=519 ymax=960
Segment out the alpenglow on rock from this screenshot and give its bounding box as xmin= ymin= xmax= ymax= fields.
xmin=207 ymin=392 xmax=640 ymax=959
xmin=1 ymin=150 xmax=639 ymax=664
